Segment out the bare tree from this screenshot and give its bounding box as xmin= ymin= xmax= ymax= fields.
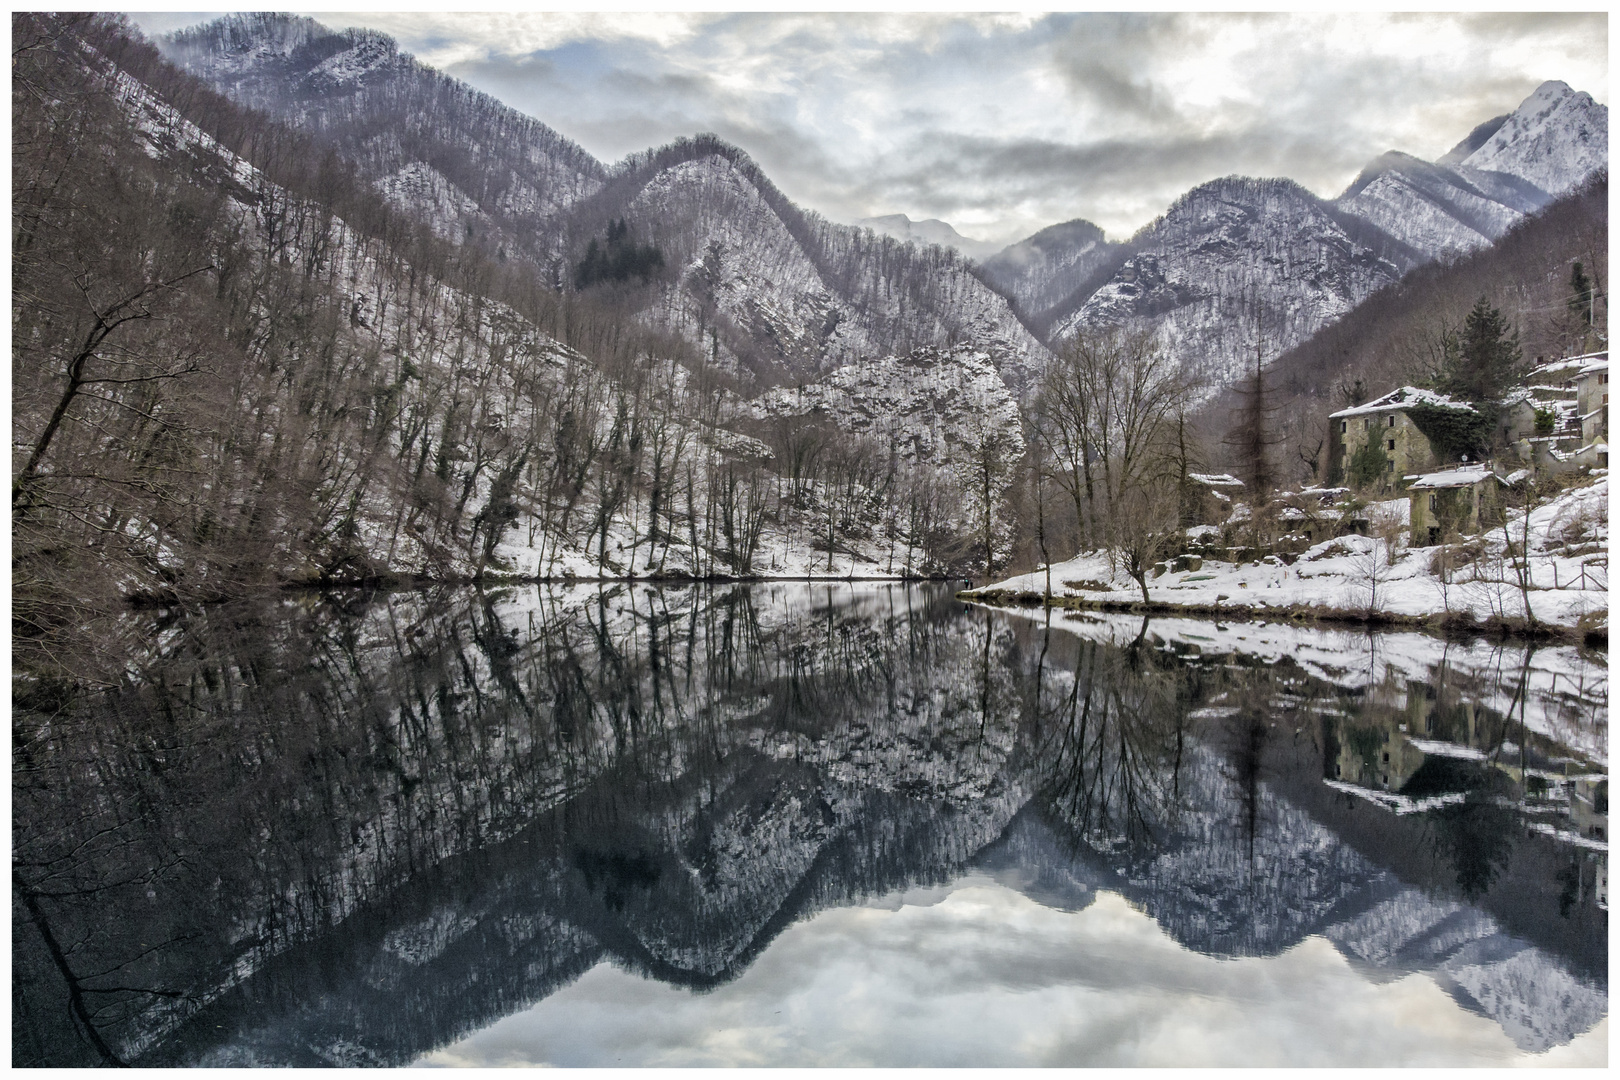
xmin=1034 ymin=326 xmax=1192 ymax=573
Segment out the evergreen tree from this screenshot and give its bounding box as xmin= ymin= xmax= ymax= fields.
xmin=1569 ymin=261 xmax=1594 ymax=327
xmin=1435 ymin=296 xmax=1522 ymax=405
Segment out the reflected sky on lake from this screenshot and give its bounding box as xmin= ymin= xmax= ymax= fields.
xmin=418 ymin=877 xmax=1606 ymax=1068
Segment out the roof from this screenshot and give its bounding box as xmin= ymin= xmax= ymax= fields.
xmin=1188 ymin=472 xmax=1243 ymax=488
xmin=1528 ymin=351 xmax=1607 ymax=382
xmin=1407 ymin=465 xmax=1499 ymax=491
xmin=1330 ymin=386 xmax=1477 ymax=419
xmin=1576 ymin=358 xmax=1608 ymax=377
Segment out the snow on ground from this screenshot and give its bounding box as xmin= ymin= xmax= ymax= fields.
xmin=976 ymin=480 xmax=1608 ymax=633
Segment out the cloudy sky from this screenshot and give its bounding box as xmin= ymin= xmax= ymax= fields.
xmin=130 ymin=8 xmax=1608 ymax=246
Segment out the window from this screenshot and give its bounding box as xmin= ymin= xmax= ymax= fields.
xmin=1387 ymin=439 xmax=1395 ymax=451
xmin=1385 ymin=458 xmax=1394 ymax=471
xmin=1428 ymin=494 xmax=1438 ymax=511
xmin=1363 ymin=418 xmax=1370 ymax=430
xmin=1387 ymin=415 xmax=1395 ymax=427
xmin=1340 ymin=420 xmax=1347 ymax=433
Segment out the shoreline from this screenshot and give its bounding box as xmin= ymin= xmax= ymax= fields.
xmin=956 ymin=588 xmax=1608 ymax=647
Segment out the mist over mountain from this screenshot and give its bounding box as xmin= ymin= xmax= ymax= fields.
xmin=976 ymin=218 xmax=1120 ymax=320
xmin=855 ymin=213 xmax=1005 ymax=261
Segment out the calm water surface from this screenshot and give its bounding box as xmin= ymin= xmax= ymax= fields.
xmin=12 ymin=583 xmax=1608 ymax=1066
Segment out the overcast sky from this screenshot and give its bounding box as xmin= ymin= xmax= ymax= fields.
xmin=130 ymin=9 xmax=1608 ymax=246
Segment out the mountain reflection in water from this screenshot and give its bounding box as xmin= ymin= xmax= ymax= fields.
xmin=11 ymin=583 xmax=1607 ymax=1067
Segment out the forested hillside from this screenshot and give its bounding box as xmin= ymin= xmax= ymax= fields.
xmin=12 ymin=14 xmax=1017 ymax=685
xmin=157 ymin=14 xmax=1051 ymax=394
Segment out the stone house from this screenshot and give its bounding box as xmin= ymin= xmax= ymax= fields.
xmin=1328 ymin=387 xmax=1478 ymax=496
xmin=1574 ymin=357 xmax=1608 ymax=444
xmin=1522 ymin=351 xmax=1607 ymax=446
xmin=1407 ymin=465 xmax=1504 ymax=546
xmin=1182 ymin=472 xmax=1244 ymax=525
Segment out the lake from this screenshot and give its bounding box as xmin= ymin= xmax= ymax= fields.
xmin=12 ymin=583 xmax=1608 ymax=1066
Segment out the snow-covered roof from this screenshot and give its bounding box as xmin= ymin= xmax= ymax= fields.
xmin=1407 ymin=465 xmax=1499 ymax=491
xmin=1330 ymin=386 xmax=1477 ymax=419
xmin=1528 ymin=351 xmax=1607 ymax=382
xmin=1576 ymin=358 xmax=1608 ymax=377
xmin=1188 ymin=472 xmax=1243 ymax=488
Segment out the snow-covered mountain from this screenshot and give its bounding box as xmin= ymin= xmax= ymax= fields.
xmin=856 ymin=213 xmax=1004 ymax=260
xmin=161 ymin=15 xmax=1052 ymax=399
xmin=1047 ymin=177 xmax=1415 ymax=392
xmin=599 ymin=139 xmax=1053 ymax=390
xmin=159 ymin=13 xmax=608 ymax=246
xmin=1027 ymin=80 xmax=1605 ymax=398
xmin=976 ymin=218 xmax=1121 ymax=319
xmin=159 ymin=15 xmax=1609 ymax=415
xmin=1334 ymin=81 xmax=1608 ymax=261
xmin=1459 ymin=80 xmax=1608 ymax=198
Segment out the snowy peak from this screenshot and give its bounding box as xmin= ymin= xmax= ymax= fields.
xmin=855 ymin=213 xmax=1002 ymax=260
xmin=1333 ymin=80 xmax=1605 ymax=262
xmin=1461 ymin=80 xmax=1608 ymax=197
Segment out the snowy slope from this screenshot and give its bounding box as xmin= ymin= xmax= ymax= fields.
xmin=1461 ymin=81 xmax=1609 ymax=198
xmin=160 ymin=14 xmax=607 ymax=243
xmin=1335 ymin=152 xmax=1527 ymax=259
xmin=1333 ymin=81 xmax=1608 ymax=261
xmin=1050 ymin=177 xmax=1409 ymax=393
xmin=598 ymin=140 xmax=1053 ymax=393
xmin=748 ymin=344 xmax=1025 ymax=480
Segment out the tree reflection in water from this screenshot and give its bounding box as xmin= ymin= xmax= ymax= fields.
xmin=11 ymin=584 xmax=1607 ymax=1066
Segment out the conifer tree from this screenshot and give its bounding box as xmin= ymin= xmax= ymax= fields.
xmin=1569 ymin=261 xmax=1594 ymax=328
xmin=1436 ymin=296 xmax=1522 ymax=405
